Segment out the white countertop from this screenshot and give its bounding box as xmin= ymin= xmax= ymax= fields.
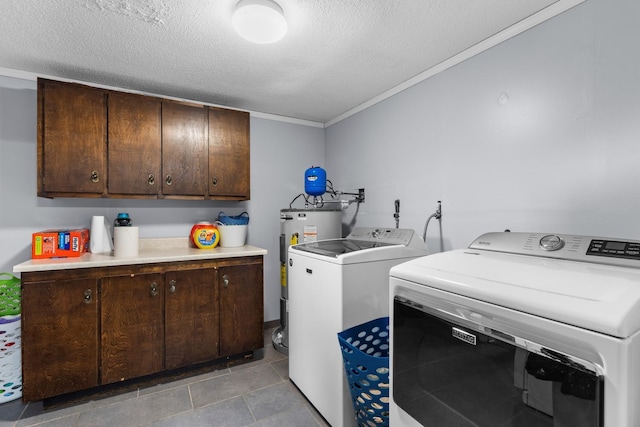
xmin=13 ymin=238 xmax=267 ymax=273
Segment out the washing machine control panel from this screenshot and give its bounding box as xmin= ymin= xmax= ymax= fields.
xmin=469 ymin=232 xmax=640 ymax=268
xmin=587 ymin=239 xmax=640 ymax=260
xmin=347 ymin=227 xmax=415 ymax=246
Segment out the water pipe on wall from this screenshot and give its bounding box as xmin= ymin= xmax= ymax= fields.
xmin=422 ymin=201 xmax=443 ymax=253
xmin=394 ymin=199 xmax=400 ymax=228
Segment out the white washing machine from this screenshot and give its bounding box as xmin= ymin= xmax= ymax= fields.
xmin=288 ymin=227 xmax=427 ymax=427
xmin=390 ymin=231 xmax=640 ymax=427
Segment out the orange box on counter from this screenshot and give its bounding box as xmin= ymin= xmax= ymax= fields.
xmin=32 ymin=228 xmax=90 ymax=259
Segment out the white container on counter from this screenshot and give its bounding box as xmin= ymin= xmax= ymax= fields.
xmin=113 ymin=226 xmax=139 ymax=257
xmin=216 ymin=223 xmax=247 ymax=248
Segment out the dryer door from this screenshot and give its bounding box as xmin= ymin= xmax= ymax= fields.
xmin=393 ymin=296 xmax=603 ymax=427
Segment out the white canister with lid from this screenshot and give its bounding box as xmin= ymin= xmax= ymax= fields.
xmin=215 ymin=222 xmax=247 ymax=247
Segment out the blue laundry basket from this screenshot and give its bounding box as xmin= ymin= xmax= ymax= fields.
xmin=337 ymin=317 xmax=390 ymax=427
xmin=217 ymin=211 xmax=249 ymax=225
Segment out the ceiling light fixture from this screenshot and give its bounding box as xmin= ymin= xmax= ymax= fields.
xmin=232 ymin=0 xmax=287 ymax=44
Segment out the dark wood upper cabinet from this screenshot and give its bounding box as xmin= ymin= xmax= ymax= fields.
xmin=37 ymin=78 xmax=250 ymax=200
xmin=107 ymin=92 xmax=162 ymax=196
xmin=161 ymin=101 xmax=208 ymax=198
xmin=209 ymin=107 xmax=250 ymax=199
xmin=38 ymin=79 xmax=107 ymax=197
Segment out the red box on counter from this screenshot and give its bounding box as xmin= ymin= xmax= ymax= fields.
xmin=31 ymin=228 xmax=90 ymax=259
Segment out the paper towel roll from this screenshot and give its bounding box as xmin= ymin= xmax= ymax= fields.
xmin=113 ymin=226 xmax=139 ymax=258
xmin=90 ymin=216 xmax=113 ymax=254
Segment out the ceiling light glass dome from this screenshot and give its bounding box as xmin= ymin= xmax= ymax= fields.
xmin=232 ymin=0 xmax=287 ymax=44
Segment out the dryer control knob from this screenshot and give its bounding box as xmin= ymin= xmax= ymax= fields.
xmin=540 ymin=235 xmax=564 ymax=251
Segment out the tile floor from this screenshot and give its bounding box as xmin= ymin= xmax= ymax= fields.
xmin=0 ymin=328 xmax=330 ymax=427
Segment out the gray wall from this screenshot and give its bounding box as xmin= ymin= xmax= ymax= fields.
xmin=0 ymin=75 xmax=325 ymax=322
xmin=327 ymin=0 xmax=640 ymax=252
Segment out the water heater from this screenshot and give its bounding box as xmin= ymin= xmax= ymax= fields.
xmin=272 ymin=208 xmax=342 ymax=354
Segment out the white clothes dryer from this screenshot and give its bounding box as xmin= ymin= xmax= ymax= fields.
xmin=288 ymin=227 xmax=427 ymax=427
xmin=390 ymin=231 xmax=640 ymax=427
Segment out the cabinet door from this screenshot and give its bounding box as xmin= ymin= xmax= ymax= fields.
xmin=219 ymin=263 xmax=264 ymax=356
xmin=165 ymin=268 xmax=219 ymax=370
xmin=161 ymin=101 xmax=208 ymax=197
xmin=108 ymin=92 xmax=161 ymax=195
xmin=21 ymin=277 xmax=99 ymax=401
xmin=101 ymin=273 xmax=164 ymax=384
xmin=208 ymin=107 xmax=250 ymax=200
xmin=38 ymin=79 xmax=107 ymax=196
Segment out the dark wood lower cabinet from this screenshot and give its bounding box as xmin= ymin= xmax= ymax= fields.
xmin=219 ymin=263 xmax=264 ymax=356
xmin=101 ymin=273 xmax=164 ymax=384
xmin=21 ymin=277 xmax=99 ymax=401
xmin=165 ymin=268 xmax=219 ymax=370
xmin=20 ymin=256 xmax=263 ymax=402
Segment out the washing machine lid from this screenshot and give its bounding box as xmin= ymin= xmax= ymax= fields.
xmin=291 ymin=238 xmax=395 ymax=257
xmin=291 ymin=227 xmax=426 ymax=261
xmin=391 ymin=233 xmax=640 ymax=338
xmin=290 ymin=227 xmax=427 ymax=263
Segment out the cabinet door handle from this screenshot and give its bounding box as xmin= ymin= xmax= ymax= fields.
xmin=91 ymin=170 xmax=99 ymax=183
xmin=169 ymin=279 xmax=177 ymax=293
xmin=84 ymin=289 xmax=93 ymax=304
xmin=165 ymin=174 xmax=173 ymax=186
xmin=150 ymin=282 xmax=159 ymax=297
xmin=212 ymin=176 xmax=218 ymax=186
xmin=148 ymin=174 xmax=155 ymax=185
xmin=222 ymin=274 xmax=230 ymax=287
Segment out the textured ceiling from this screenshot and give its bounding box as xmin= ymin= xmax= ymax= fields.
xmin=0 ymin=0 xmax=584 ymax=125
